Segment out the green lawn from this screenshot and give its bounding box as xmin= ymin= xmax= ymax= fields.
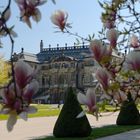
xmin=0 ymin=104 xmax=138 ymax=120
xmin=28 ymin=104 xmax=60 ymax=118
xmin=0 ymin=104 xmax=61 ymax=120
xmin=33 ymin=125 xmax=140 ymax=140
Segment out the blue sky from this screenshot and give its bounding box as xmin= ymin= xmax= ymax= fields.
xmin=1 ymin=0 xmax=103 ymax=59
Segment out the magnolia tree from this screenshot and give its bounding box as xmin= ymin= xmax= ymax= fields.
xmin=0 ymin=0 xmax=56 ymax=132
xmin=51 ymin=0 xmax=140 ymax=120
xmin=90 ymin=0 xmax=140 ymax=107
xmin=1 ymin=0 xmax=140 ymax=132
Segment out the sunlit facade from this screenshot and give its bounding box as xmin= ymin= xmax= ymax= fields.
xmin=13 ymin=40 xmax=99 ymax=103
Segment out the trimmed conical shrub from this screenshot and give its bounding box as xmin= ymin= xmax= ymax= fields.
xmin=116 ymin=92 xmax=140 ymax=125
xmin=53 ymin=87 xmax=92 ymax=137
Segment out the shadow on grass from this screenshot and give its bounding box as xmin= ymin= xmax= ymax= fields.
xmin=31 ymin=125 xmax=140 ymax=140
xmin=32 ymin=136 xmax=94 ymax=140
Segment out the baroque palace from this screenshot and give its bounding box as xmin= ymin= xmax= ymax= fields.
xmin=13 ymin=40 xmax=121 ymax=104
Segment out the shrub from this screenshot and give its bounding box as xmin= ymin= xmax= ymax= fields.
xmin=53 ymin=87 xmax=92 ymax=137
xmin=116 ymin=93 xmax=140 ymax=125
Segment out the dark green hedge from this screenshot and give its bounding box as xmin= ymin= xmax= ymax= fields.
xmin=53 ymin=87 xmax=92 ymax=137
xmin=116 ymin=92 xmax=140 ymax=125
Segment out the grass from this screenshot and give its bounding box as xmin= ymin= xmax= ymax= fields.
xmin=28 ymin=104 xmax=60 ymax=118
xmin=0 ymin=104 xmax=137 ymax=120
xmin=0 ymin=104 xmax=61 ymax=121
xmin=33 ymin=125 xmax=140 ymax=140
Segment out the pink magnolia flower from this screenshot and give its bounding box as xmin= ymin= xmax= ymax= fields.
xmin=23 ymin=80 xmax=39 ymax=103
xmin=90 ymin=39 xmax=112 ymax=64
xmin=77 ymin=88 xmax=97 ymax=113
xmin=15 ymin=0 xmax=46 ymax=28
xmin=96 ymin=68 xmax=110 ymax=91
xmin=130 ymin=34 xmax=140 ymax=48
xmin=125 ymin=51 xmax=140 ymax=71
xmin=101 ymin=9 xmax=116 ymax=29
xmin=103 ymin=20 xmax=115 ymax=29
xmin=113 ymin=91 xmax=127 ymax=103
xmin=106 ymin=29 xmax=119 ymax=48
xmin=14 ymin=59 xmax=34 ymax=88
xmin=50 ymin=10 xmax=68 ymax=31
xmin=0 ymin=60 xmax=39 ymax=131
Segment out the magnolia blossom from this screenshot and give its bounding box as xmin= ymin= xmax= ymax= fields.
xmin=113 ymin=91 xmax=127 ymax=103
xmin=101 ymin=9 xmax=116 ymax=29
xmin=51 ymin=10 xmax=68 ymax=31
xmin=103 ymin=20 xmax=115 ymax=29
xmin=0 ymin=60 xmax=39 ymax=131
xmin=96 ymin=68 xmax=110 ymax=91
xmin=15 ymin=0 xmax=47 ymax=28
xmin=106 ymin=28 xmax=119 ymax=48
xmin=125 ymin=51 xmax=140 ymax=71
xmin=130 ymin=34 xmax=140 ymax=48
xmin=14 ymin=59 xmax=34 ymax=88
xmin=90 ymin=39 xmax=112 ymax=64
xmin=77 ymin=88 xmax=97 ymax=112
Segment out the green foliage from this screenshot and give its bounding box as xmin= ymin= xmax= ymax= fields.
xmin=53 ymin=87 xmax=92 ymax=137
xmin=116 ymin=93 xmax=140 ymax=125
xmin=98 ymin=101 xmax=120 ymax=112
xmin=0 ymin=59 xmax=10 ymax=86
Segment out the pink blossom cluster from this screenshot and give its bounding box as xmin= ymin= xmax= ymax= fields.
xmin=49 ymin=1 xmax=140 ymax=116
xmin=90 ymin=1 xmax=140 ymax=105
xmin=0 ymin=60 xmax=39 ymax=131
xmin=130 ymin=34 xmax=140 ymax=48
xmin=51 ymin=10 xmax=71 ymax=31
xmin=15 ymin=0 xmax=47 ymax=28
xmin=101 ymin=0 xmax=125 ymax=29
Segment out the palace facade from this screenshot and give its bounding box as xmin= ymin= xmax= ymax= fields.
xmin=13 ymin=40 xmax=121 ymax=104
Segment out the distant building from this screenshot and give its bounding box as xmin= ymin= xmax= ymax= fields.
xmin=14 ymin=40 xmax=122 ymax=103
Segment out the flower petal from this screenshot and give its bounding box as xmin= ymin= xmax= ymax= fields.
xmin=19 ymin=111 xmax=28 ymax=121
xmin=27 ymin=106 xmax=37 ymax=114
xmin=106 ymin=29 xmax=119 ymax=42
xmin=7 ymin=111 xmax=17 ymax=132
xmin=32 ymin=9 xmax=41 ymax=22
xmin=76 ymin=111 xmax=86 ymax=119
xmin=23 ymin=80 xmax=39 ymax=102
xmin=14 ymin=60 xmax=34 ymax=88
xmin=130 ymin=34 xmax=139 ymax=48
xmin=96 ymin=68 xmax=110 ymax=90
xmin=86 ymin=88 xmax=96 ymax=107
xmin=77 ymin=92 xmax=88 ymax=105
